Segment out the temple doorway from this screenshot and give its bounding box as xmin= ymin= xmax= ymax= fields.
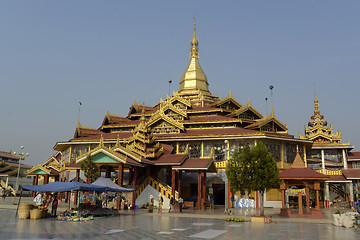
xmin=212 ymin=184 xmax=225 ymax=205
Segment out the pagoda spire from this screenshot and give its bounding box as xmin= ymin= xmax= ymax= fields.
xmin=179 ymin=18 xmax=211 ymax=96
xmin=299 ymin=94 xmax=342 ymax=143
xmin=191 ymin=17 xmax=199 ymax=58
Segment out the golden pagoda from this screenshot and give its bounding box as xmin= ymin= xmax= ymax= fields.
xmin=178 ymin=19 xmax=219 ymax=106
xmin=29 ymin=21 xmax=315 ymax=211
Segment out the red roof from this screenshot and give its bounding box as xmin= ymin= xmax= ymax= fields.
xmin=71 ymin=132 xmax=133 ymax=141
xmin=180 ymin=115 xmax=241 ymax=123
xmin=348 ymin=152 xmax=360 ymax=160
xmin=342 ymin=169 xmax=360 ymax=179
xmin=5 ymin=161 xmax=32 ymax=169
xmin=0 ymin=151 xmax=20 ymax=160
xmin=161 ymin=144 xmax=174 ymax=155
xmin=189 ymin=105 xmax=220 ymax=111
xmin=104 ymin=120 xmax=140 ymax=127
xmin=173 ymin=158 xmax=213 ymax=170
xmin=153 ymin=154 xmax=187 ymax=165
xmin=279 ymin=168 xmax=328 ymax=180
xmin=156 ymin=127 xmax=260 ymax=138
xmin=326 ymin=175 xmax=349 ymax=182
xmin=66 ymin=163 xmax=81 ymax=169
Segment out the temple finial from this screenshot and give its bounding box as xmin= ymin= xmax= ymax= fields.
xmin=140 ymin=105 xmax=146 ymax=124
xmin=191 ymin=17 xmax=199 ymax=58
xmin=270 ymin=107 xmax=275 ymax=117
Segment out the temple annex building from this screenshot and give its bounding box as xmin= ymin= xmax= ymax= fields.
xmin=27 ymin=22 xmax=360 ymax=211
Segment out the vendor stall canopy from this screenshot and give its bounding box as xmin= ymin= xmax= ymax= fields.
xmin=91 ymin=177 xmax=134 ymax=192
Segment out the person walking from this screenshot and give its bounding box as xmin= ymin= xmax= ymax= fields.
xmin=169 ymin=196 xmax=175 ymax=213
xmin=51 ymin=195 xmax=59 ymax=217
xmin=178 ymin=196 xmax=183 ymax=213
xmin=149 ymin=195 xmax=154 ymax=213
xmin=158 ymin=194 xmax=163 ymax=213
xmin=2 ymin=188 xmax=7 ymax=200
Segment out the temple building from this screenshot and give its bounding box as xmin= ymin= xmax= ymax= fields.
xmin=299 ymin=94 xmax=360 ymax=207
xmin=29 ymin=22 xmax=314 ymax=210
xmin=0 ymin=151 xmax=32 ymax=196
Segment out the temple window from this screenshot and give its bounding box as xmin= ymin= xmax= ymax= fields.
xmin=239 ymin=112 xmax=254 ymax=120
xmin=188 ymin=142 xmax=201 ymax=158
xmin=260 ymin=123 xmax=276 ymax=132
xmin=261 ymin=140 xmax=281 ymax=161
xmin=283 ymin=143 xmax=298 ymax=163
xmin=353 ymin=162 xmax=360 ymax=168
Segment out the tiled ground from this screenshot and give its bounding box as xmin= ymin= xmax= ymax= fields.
xmin=1 ymin=209 xmax=359 ymax=240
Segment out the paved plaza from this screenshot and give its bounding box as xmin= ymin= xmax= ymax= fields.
xmin=1 ymin=198 xmax=360 ymax=240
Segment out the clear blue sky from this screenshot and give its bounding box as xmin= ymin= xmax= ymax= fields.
xmin=1 ymin=1 xmax=360 ymax=166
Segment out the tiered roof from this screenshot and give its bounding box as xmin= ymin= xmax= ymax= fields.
xmin=299 ymin=95 xmax=342 ymax=144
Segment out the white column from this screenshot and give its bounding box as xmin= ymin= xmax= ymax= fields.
xmin=325 ymin=182 xmax=330 ymax=203
xmin=349 ymin=182 xmax=354 ymax=204
xmin=342 ymin=149 xmax=348 ymax=169
xmin=321 ymin=149 xmax=325 ymax=174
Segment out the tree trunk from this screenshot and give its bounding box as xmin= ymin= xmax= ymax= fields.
xmin=259 ymin=191 xmax=265 ymax=216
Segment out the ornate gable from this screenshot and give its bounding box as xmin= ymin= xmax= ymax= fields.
xmin=146 ymin=111 xmax=185 ymax=133
xmin=74 ymin=122 xmax=102 ymax=139
xmin=211 ymin=91 xmax=242 ymax=110
xmin=101 ymin=109 xmax=130 ymax=127
xmin=227 ymin=99 xmax=263 ymax=123
xmin=127 ymin=100 xmax=156 ymax=118
xmin=245 ymin=108 xmax=287 ymax=133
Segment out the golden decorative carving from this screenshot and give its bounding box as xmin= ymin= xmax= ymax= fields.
xmin=300 ymin=95 xmax=342 ymax=144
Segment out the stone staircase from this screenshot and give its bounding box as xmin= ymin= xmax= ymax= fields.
xmin=0 ymin=179 xmax=16 ymax=196
xmin=135 ymin=176 xmax=178 ymax=200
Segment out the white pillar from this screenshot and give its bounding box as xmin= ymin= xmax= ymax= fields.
xmin=325 ymin=182 xmax=330 ymax=203
xmin=321 ymin=149 xmax=325 ymax=174
xmin=349 ymin=182 xmax=354 ymax=204
xmin=342 ymin=149 xmax=348 ymax=169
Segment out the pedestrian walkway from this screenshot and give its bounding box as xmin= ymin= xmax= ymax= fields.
xmin=0 ymin=196 xmax=349 ymax=224
xmin=0 ymin=207 xmax=359 ymax=240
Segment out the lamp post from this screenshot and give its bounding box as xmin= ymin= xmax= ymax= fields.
xmin=224 ymin=140 xmax=229 ymax=213
xmin=13 ymin=146 xmax=29 ymax=203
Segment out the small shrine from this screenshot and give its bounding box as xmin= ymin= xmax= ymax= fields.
xmin=279 ymin=147 xmax=328 ymax=218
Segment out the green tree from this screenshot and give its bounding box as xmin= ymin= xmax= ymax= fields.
xmin=226 ymin=141 xmax=279 ymax=216
xmin=80 ymin=155 xmax=100 ymax=183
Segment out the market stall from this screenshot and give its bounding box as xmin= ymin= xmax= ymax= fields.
xmin=18 ymin=182 xmax=112 ymax=220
